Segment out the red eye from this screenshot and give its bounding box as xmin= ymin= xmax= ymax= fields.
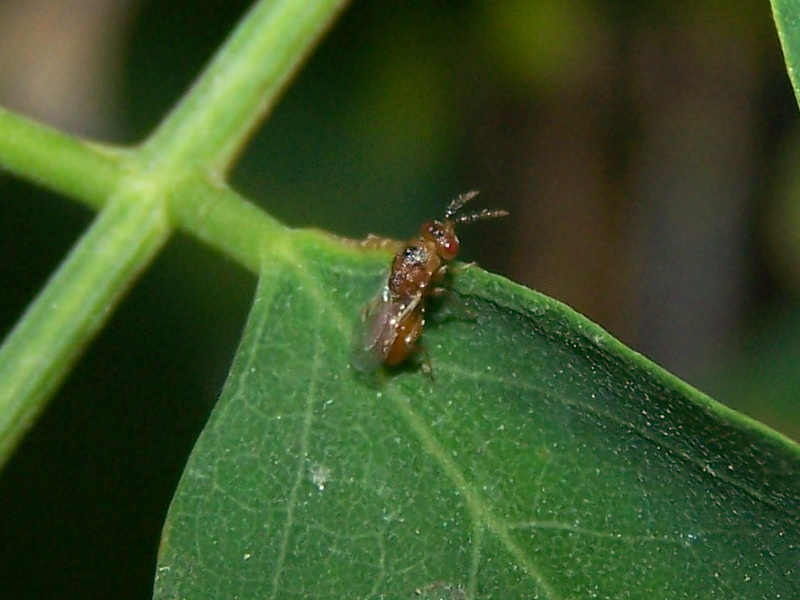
xmin=439 ymin=235 xmax=458 ymax=260
xmin=423 ymin=221 xmax=459 ymax=260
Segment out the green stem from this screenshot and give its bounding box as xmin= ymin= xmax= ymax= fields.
xmin=0 ymin=106 xmax=123 ymax=210
xmin=168 ymin=178 xmax=287 ymax=274
xmin=0 ymin=196 xmax=170 ymax=467
xmin=142 ymin=0 xmax=350 ymax=175
xmin=0 ymin=0 xmax=352 ymax=467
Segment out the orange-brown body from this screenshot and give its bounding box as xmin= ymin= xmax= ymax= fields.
xmin=352 ymin=191 xmax=507 ymax=374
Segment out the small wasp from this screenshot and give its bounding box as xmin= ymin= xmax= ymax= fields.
xmin=351 ymin=191 xmax=508 ymax=375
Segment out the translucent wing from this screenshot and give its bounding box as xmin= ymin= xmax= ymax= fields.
xmin=351 ymin=284 xmax=421 ymax=374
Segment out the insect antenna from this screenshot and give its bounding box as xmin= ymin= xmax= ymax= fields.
xmin=445 ymin=191 xmax=508 ymax=224
xmin=444 ymin=190 xmax=481 ymax=220
xmin=452 ymin=208 xmax=509 ymax=225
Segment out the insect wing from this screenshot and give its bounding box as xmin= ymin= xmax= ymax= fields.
xmin=351 ymin=285 xmax=420 ymax=373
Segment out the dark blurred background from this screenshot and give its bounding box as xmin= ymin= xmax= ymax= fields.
xmin=1 ymin=0 xmax=799 ymax=598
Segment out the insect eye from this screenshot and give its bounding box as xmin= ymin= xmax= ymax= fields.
xmin=422 ymin=220 xmax=459 ymax=260
xmin=428 ymin=222 xmax=458 ymax=259
xmin=439 ymin=235 xmax=459 ymax=259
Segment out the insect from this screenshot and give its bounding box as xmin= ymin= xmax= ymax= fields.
xmin=351 ymin=191 xmax=508 ymax=375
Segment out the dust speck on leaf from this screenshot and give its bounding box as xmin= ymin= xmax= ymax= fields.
xmin=310 ymin=463 xmax=332 ymax=490
xmin=414 ymin=581 xmax=468 ymax=599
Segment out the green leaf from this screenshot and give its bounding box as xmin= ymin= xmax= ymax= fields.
xmin=773 ymin=0 xmax=800 ymax=110
xmin=154 ymin=232 xmax=800 ymax=599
